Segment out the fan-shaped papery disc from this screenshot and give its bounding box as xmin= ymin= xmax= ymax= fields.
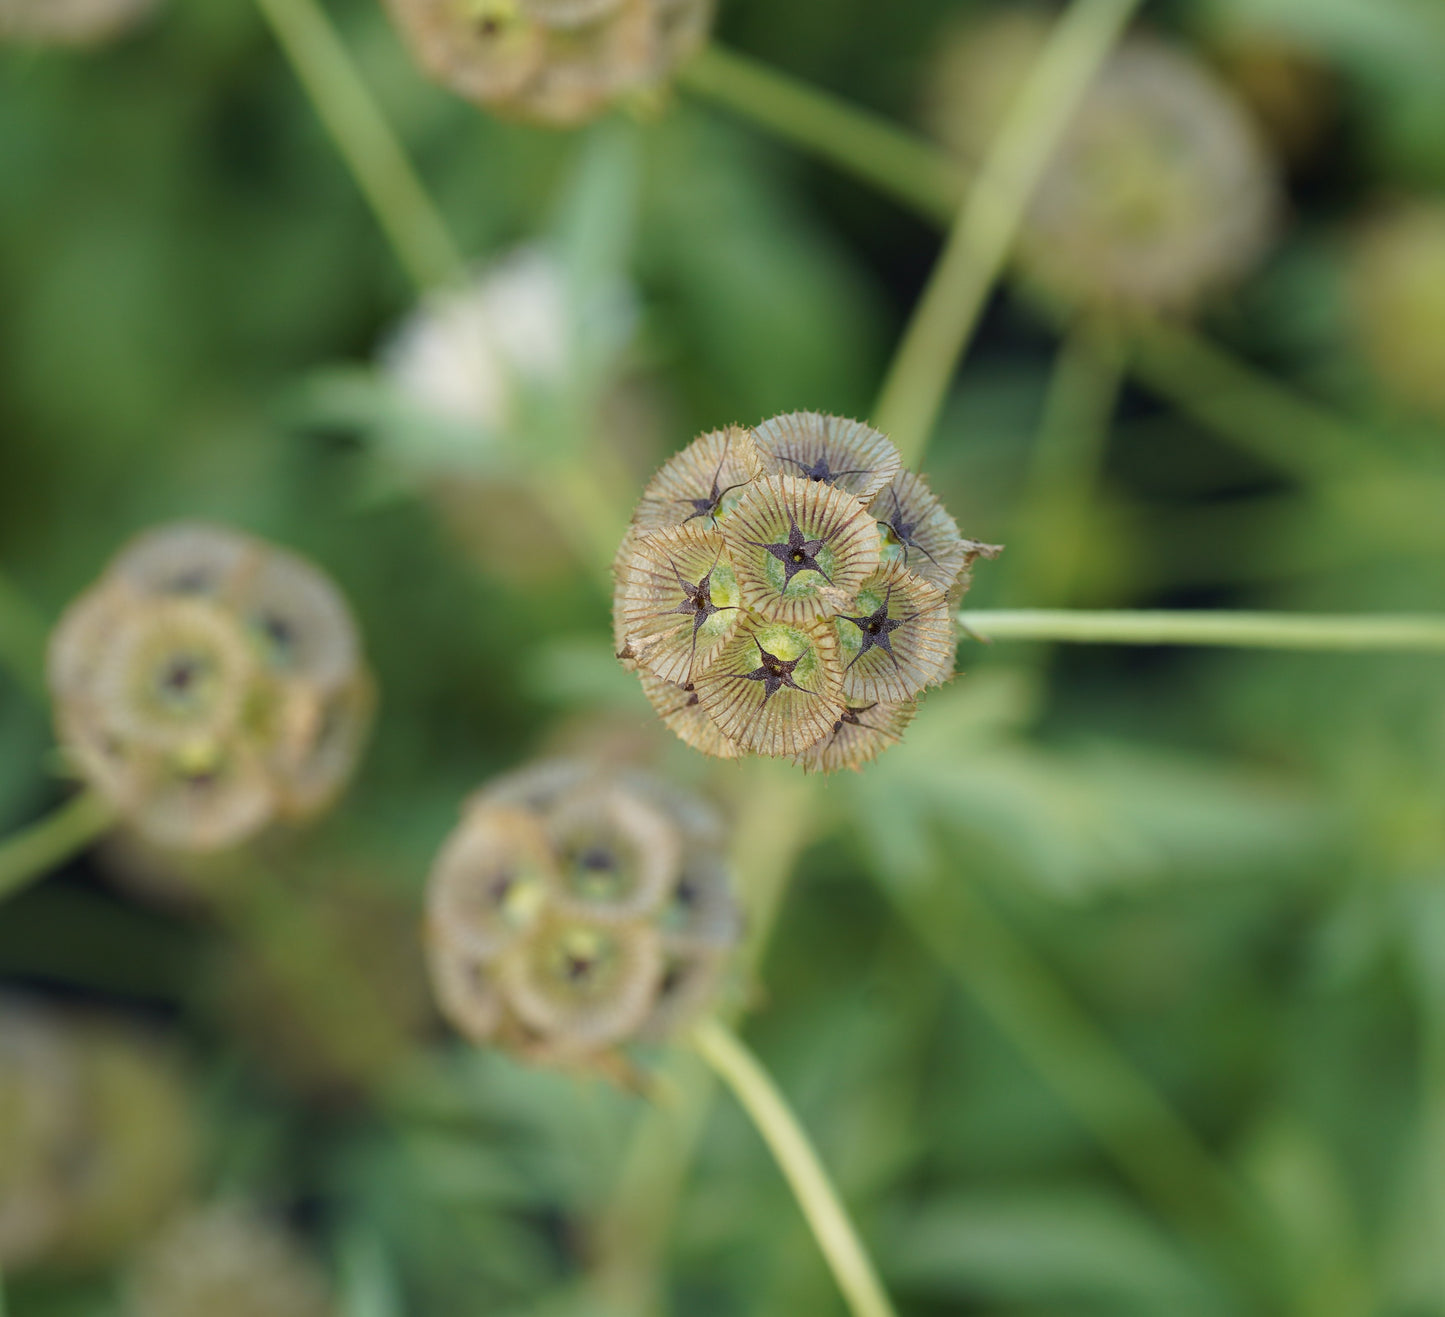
xmin=638 ymin=672 xmax=744 ymax=760
xmin=835 ymin=563 xmax=957 ymax=703
xmin=722 ymin=475 xmax=880 ymax=624
xmin=632 ymin=425 xmax=763 ymax=533
xmin=793 ymin=698 xmax=918 ymax=774
xmin=754 ymin=412 xmax=901 ymax=507
xmin=614 ymin=525 xmax=742 ymax=686
xmin=694 ymin=616 xmax=844 ymax=758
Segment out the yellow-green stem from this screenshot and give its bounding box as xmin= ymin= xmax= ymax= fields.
xmin=873 ymin=0 xmax=1143 ymax=463
xmin=0 ymin=790 xmax=115 ymax=905
xmin=692 ymin=1017 xmax=899 ymax=1317
xmin=959 ymin=608 xmax=1445 ymax=652
xmin=252 ymin=0 xmax=465 ymax=291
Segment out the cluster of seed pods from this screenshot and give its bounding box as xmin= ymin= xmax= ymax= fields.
xmin=0 ymin=999 xmax=194 ymax=1273
xmin=926 ymin=15 xmax=1279 ymax=312
xmin=384 ymin=0 xmax=713 ymax=126
xmin=425 ymin=761 xmax=740 ymax=1072
xmin=0 ymin=0 xmax=157 ymax=45
xmin=613 ymin=414 xmax=998 ymax=771
xmin=47 ymin=524 xmax=373 ymax=852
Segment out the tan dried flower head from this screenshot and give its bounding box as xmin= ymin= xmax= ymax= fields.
xmin=47 ymin=523 xmax=373 ymax=852
xmin=0 ymin=0 xmax=158 ymax=46
xmin=0 ymin=999 xmax=194 ymax=1274
xmin=925 ymin=16 xmax=1279 ymax=312
xmin=614 ymin=415 xmax=999 ymax=771
xmin=1348 ymin=201 xmax=1445 ymax=423
xmin=424 ymin=761 xmax=740 ymax=1072
xmin=383 ymin=0 xmax=714 ymax=126
xmin=127 ymin=1204 xmax=335 ymax=1317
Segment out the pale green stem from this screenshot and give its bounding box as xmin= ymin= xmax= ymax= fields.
xmin=1002 ymin=320 xmax=1124 ymax=606
xmin=873 ymin=0 xmax=1143 ymax=463
xmin=0 ymin=790 xmax=116 ymax=905
xmin=252 ymin=0 xmax=465 ymax=291
xmin=959 ymin=608 xmax=1445 ymax=653
xmin=676 ymin=46 xmax=962 ymax=224
xmin=0 ymin=569 xmax=49 ymax=701
xmin=692 ymin=1017 xmax=899 ymax=1317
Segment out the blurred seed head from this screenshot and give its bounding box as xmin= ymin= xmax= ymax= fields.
xmin=383 ymin=0 xmax=713 ymax=126
xmin=614 ymin=414 xmax=999 ymax=770
xmin=1349 ymin=200 xmax=1445 ymax=423
xmin=0 ymin=0 xmax=158 ymax=45
xmin=925 ymin=15 xmax=1280 ymax=313
xmin=48 ymin=523 xmax=373 ymax=852
xmin=425 ymin=761 xmax=740 ymax=1071
xmin=0 ymin=999 xmax=195 ymax=1274
xmin=127 ymin=1203 xmax=334 ymax=1317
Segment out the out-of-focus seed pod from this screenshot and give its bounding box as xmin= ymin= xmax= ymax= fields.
xmin=47 ymin=523 xmax=373 ymax=851
xmin=0 ymin=0 xmax=158 ymax=45
xmin=127 ymin=1204 xmax=335 ymax=1317
xmin=1349 ymin=201 xmax=1445 ymax=423
xmin=424 ymin=762 xmax=740 ymax=1071
xmin=614 ymin=415 xmax=998 ymax=769
xmin=924 ymin=15 xmax=1279 ymax=313
xmin=0 ymin=999 xmax=195 ymax=1274
xmin=383 ymin=0 xmax=714 ymax=127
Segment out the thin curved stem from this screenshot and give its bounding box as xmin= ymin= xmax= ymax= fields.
xmin=676 ymin=46 xmax=962 ymax=225
xmin=959 ymin=608 xmax=1445 ymax=652
xmin=692 ymin=1016 xmax=899 ymax=1317
xmin=252 ymin=0 xmax=465 ymax=291
xmin=872 ymin=0 xmax=1143 ymax=463
xmin=0 ymin=790 xmax=115 ymax=905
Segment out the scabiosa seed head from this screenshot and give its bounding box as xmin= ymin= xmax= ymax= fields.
xmin=0 ymin=0 xmax=158 ymax=45
xmin=0 ymin=1000 xmax=194 ymax=1274
xmin=127 ymin=1204 xmax=335 ymax=1317
xmin=424 ymin=762 xmax=740 ymax=1072
xmin=615 ymin=416 xmax=999 ymax=770
xmin=925 ymin=15 xmax=1279 ymax=313
xmin=48 ymin=523 xmax=373 ymax=851
xmin=383 ymin=0 xmax=714 ymax=126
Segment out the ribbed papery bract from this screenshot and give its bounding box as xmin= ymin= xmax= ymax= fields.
xmin=835 ymin=563 xmax=956 ymax=704
xmin=49 ymin=587 xmax=134 ymax=703
xmin=637 ymin=671 xmax=744 ymax=760
xmin=545 ymin=785 xmax=681 ymax=920
xmin=511 ymin=0 xmax=657 ymax=124
xmin=636 ymin=943 xmax=727 ymax=1045
xmin=270 ymin=674 xmax=376 ymax=818
xmin=87 ymin=599 xmax=262 ymax=754
xmin=873 ymin=469 xmax=975 ymax=595
xmin=694 ymin=616 xmax=844 ymax=758
xmin=232 ymin=549 xmax=361 ymax=692
xmin=753 ymin=412 xmax=902 ymax=508
xmin=129 ymin=745 xmax=278 ymax=853
xmin=496 ymin=912 xmax=663 ymax=1052
xmin=793 ymin=698 xmax=918 ymax=774
xmin=425 ymin=935 xmax=503 ymax=1044
xmin=383 ymin=0 xmax=547 ymax=105
xmin=615 ymin=525 xmax=742 ymax=686
xmin=631 ymin=424 xmax=762 ymax=534
xmin=427 ymin=805 xmax=555 ymax=962
xmin=519 ymin=0 xmax=624 ymax=26
xmin=110 ymin=523 xmax=254 ymax=603
xmin=471 ymin=759 xmax=594 ymax=814
xmin=657 ymin=852 xmax=740 ymax=950
xmin=722 ymin=475 xmax=880 ymax=624
xmin=654 ymin=0 xmax=711 ymax=63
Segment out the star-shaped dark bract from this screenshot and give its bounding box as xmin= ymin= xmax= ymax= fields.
xmin=736 ymin=639 xmax=811 ymax=702
xmin=786 ymin=454 xmax=871 ymax=486
xmin=839 ymin=591 xmax=906 ymax=670
xmin=756 ymin=517 xmax=831 ymax=586
xmin=880 ymin=487 xmax=940 ymax=571
xmin=681 ymin=452 xmax=750 ymax=524
xmin=669 ymin=564 xmax=723 ymax=639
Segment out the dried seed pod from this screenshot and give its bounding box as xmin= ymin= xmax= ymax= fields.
xmin=637 ymin=671 xmax=744 ymax=760
xmin=519 ymin=0 xmax=624 ymax=28
xmin=695 ymin=616 xmax=845 ymax=758
xmin=127 ymin=1204 xmax=334 ymax=1317
xmin=631 ymin=424 xmax=762 ymax=534
xmin=792 ymin=699 xmax=918 ymax=774
xmin=48 ymin=524 xmax=372 ymax=851
xmin=723 ymin=475 xmax=880 ymax=624
xmin=753 ymin=412 xmax=901 ymax=507
xmin=614 ymin=525 xmax=742 ymax=685
xmin=874 ymin=469 xmax=978 ymax=595
xmin=383 ymin=0 xmax=547 ymax=105
xmin=835 ymin=563 xmax=956 ymax=704
xmin=0 ymin=0 xmax=158 ymax=45
xmin=424 ymin=762 xmax=740 ymax=1071
xmin=926 ymin=17 xmax=1279 ymax=312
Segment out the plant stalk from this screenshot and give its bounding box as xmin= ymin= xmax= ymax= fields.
xmin=692 ymin=1016 xmax=899 ymax=1317
xmin=872 ymin=0 xmax=1143 ymax=462
xmin=0 ymin=790 xmax=116 ymax=905
xmin=959 ymin=609 xmax=1445 ymax=652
